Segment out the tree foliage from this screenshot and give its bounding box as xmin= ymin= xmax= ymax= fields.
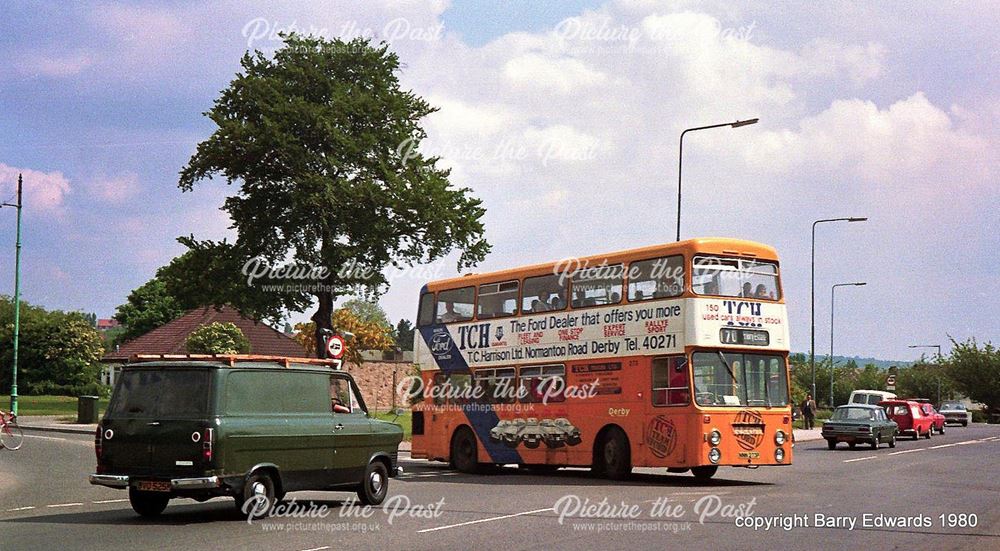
xmin=174 ymin=34 xmax=489 ymax=356
xmin=945 ymin=337 xmax=999 ymax=414
xmin=185 ymin=322 xmax=252 ymax=354
xmin=395 ymin=318 xmax=415 ymax=352
xmin=294 ymin=306 xmax=395 ymax=365
xmin=113 ymin=278 xmax=188 ymax=341
xmin=1 ymin=296 xmax=104 ymax=395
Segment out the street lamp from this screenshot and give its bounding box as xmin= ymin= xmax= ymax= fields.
xmin=1 ymin=174 xmax=22 ymax=415
xmin=909 ymin=344 xmax=943 ymax=404
xmin=810 ymin=217 xmax=867 ymax=401
xmin=676 ymin=118 xmax=759 ymax=242
xmin=830 ymin=282 xmax=866 ymax=407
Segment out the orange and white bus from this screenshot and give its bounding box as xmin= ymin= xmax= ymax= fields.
xmin=409 ymin=238 xmax=792 ymax=480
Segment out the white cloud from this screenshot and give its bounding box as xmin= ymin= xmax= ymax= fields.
xmin=503 ymin=53 xmax=607 ymax=93
xmin=0 ymin=163 xmax=71 ymax=212
xmin=16 ymin=51 xmax=94 ymax=77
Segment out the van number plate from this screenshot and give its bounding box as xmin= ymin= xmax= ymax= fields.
xmin=136 ymin=481 xmax=171 ymax=492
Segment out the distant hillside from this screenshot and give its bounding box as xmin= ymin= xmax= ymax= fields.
xmin=791 ymin=353 xmax=914 ymax=370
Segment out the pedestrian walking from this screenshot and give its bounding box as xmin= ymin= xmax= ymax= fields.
xmin=802 ymin=394 xmax=817 ymax=430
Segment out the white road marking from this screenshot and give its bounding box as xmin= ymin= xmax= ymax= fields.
xmin=46 ymin=502 xmax=83 ymax=508
xmin=92 ymin=499 xmax=128 ymax=504
xmin=956 ymin=440 xmax=980 ymax=446
xmin=6 ymin=506 xmax=35 ymax=512
xmin=417 ymin=507 xmax=554 ymax=533
xmin=299 ymin=547 xmax=330 ymax=551
xmin=929 ymin=443 xmax=957 ymax=449
xmin=843 ymin=456 xmax=878 ymax=463
xmin=887 ymin=448 xmax=925 ymax=456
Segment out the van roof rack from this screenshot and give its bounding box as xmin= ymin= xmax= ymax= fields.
xmin=131 ymin=354 xmax=338 ymax=369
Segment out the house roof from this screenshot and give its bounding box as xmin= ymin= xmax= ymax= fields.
xmin=103 ymin=306 xmax=310 ymax=362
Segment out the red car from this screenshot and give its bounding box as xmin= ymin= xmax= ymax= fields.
xmin=880 ymin=400 xmax=934 ymax=440
xmin=918 ymin=403 xmax=946 ymax=434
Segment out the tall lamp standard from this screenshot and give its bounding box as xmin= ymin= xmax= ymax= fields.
xmin=810 ymin=217 xmax=867 ymax=401
xmin=909 ymin=344 xmax=943 ymax=404
xmin=676 ymin=118 xmax=758 ymax=242
xmin=1 ymin=175 xmax=23 ymax=415
xmin=830 ymin=282 xmax=866 ymax=406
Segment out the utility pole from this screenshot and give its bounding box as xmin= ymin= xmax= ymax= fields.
xmin=2 ymin=175 xmax=23 ymax=414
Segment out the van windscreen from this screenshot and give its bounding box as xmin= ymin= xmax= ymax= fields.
xmin=108 ymin=369 xmax=211 ymax=417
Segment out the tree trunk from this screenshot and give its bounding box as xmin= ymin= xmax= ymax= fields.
xmin=312 ymin=291 xmax=334 ymax=358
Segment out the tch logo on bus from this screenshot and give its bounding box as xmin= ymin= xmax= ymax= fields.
xmin=732 ymin=411 xmax=765 ymax=451
xmin=646 ymin=416 xmax=677 ymax=458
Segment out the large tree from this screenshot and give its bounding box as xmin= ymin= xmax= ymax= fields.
xmin=176 ymin=34 xmax=488 ymax=356
xmin=113 ymin=278 xmax=188 ymax=342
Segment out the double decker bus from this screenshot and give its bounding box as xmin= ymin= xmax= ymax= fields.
xmin=410 ymin=238 xmax=792 ymax=480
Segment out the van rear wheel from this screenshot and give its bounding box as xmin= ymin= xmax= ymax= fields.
xmin=241 ymin=472 xmax=276 ymax=520
xmin=128 ymin=487 xmax=169 ymax=517
xmin=692 ymin=466 xmax=718 ymax=480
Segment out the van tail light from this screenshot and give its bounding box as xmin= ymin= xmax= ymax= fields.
xmin=202 ymin=428 xmax=214 ymax=462
xmin=94 ymin=426 xmax=103 ymax=462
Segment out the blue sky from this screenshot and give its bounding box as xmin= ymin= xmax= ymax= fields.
xmin=0 ymin=1 xmax=997 ymax=360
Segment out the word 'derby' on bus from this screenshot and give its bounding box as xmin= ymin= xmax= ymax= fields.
xmin=409 ymin=238 xmax=792 ymax=480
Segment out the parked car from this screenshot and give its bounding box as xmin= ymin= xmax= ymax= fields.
xmin=938 ymin=401 xmax=971 ymax=426
xmin=880 ymin=399 xmax=933 ymax=440
xmin=89 ymin=355 xmax=403 ymax=518
xmin=918 ymin=403 xmax=946 ymax=434
xmin=520 ymin=418 xmax=543 ymax=448
xmin=822 ymin=405 xmax=898 ymax=450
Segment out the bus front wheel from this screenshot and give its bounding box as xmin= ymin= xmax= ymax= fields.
xmin=451 ymin=427 xmax=495 ymax=474
xmin=595 ymin=427 xmax=631 ymax=480
xmin=691 ymin=466 xmax=718 ymax=480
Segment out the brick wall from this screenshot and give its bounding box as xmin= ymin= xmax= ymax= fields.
xmin=342 ymin=360 xmax=416 ymax=412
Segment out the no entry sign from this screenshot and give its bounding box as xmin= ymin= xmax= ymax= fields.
xmin=326 ymin=334 xmax=346 ymax=359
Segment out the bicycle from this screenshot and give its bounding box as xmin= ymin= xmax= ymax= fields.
xmin=0 ymin=410 xmax=24 ymax=450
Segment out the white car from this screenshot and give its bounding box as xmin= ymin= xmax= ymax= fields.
xmin=938 ymin=401 xmax=971 ymax=426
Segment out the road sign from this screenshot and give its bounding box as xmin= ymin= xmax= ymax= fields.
xmin=886 ymin=374 xmax=896 ymax=390
xmin=326 ymin=334 xmax=346 ymax=359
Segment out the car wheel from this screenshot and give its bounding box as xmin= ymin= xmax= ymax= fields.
xmin=939 ymin=425 xmax=945 ymax=435
xmin=848 ymin=442 xmax=856 ymax=449
xmin=691 ymin=466 xmax=718 ymax=480
xmin=871 ymin=433 xmax=879 ymax=449
xmin=357 ymin=461 xmax=389 ymax=506
xmin=242 ymin=471 xmax=276 ymax=520
xmin=888 ymin=433 xmax=896 ymax=448
xmin=595 ymin=427 xmax=631 ymax=480
xmin=925 ymin=428 xmax=932 ymax=439
xmin=962 ymin=421 xmax=968 ymax=427
xmin=827 ymin=439 xmax=836 ymax=450
xmin=128 ymin=487 xmax=169 ymax=517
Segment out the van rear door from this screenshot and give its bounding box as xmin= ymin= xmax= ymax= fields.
xmin=103 ymin=368 xmax=212 ymax=477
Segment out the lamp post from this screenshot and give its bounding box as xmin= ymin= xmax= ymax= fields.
xmin=830 ymin=282 xmax=866 ymax=407
xmin=810 ymin=217 xmax=867 ymax=401
xmin=909 ymin=344 xmax=942 ymax=404
xmin=676 ymin=118 xmax=758 ymax=242
xmin=1 ymin=175 xmax=22 ymax=415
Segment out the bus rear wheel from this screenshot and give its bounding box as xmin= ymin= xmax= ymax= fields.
xmin=691 ymin=466 xmax=718 ymax=480
xmin=451 ymin=427 xmax=493 ymax=474
xmin=595 ymin=427 xmax=631 ymax=480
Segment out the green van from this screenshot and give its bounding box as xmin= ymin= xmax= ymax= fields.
xmin=89 ymin=356 xmax=403 ymax=518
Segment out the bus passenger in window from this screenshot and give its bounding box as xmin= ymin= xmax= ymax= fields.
xmin=610 ymin=291 xmax=620 ymax=304
xmin=633 ymin=289 xmax=645 ymax=301
xmin=531 ymin=299 xmax=547 ymax=313
xmin=548 ymin=294 xmax=564 ymax=310
xmin=742 ymin=282 xmax=753 ymax=298
xmin=754 ymin=284 xmax=769 ymax=299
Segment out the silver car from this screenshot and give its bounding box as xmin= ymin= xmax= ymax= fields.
xmin=938 ymin=401 xmax=971 ymax=426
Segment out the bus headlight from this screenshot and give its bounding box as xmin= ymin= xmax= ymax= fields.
xmin=775 ymin=430 xmax=787 ymax=446
xmin=708 ymin=447 xmax=721 ymax=464
xmin=775 ymin=448 xmax=785 ymax=463
xmin=709 ymin=429 xmax=722 ymax=446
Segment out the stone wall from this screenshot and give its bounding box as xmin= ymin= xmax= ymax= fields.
xmin=341 ymin=360 xmax=416 ymax=412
